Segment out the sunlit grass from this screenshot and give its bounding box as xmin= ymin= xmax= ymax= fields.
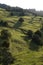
xmin=0 ymin=9 xmax=43 ymax=65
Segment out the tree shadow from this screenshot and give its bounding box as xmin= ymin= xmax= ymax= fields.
xmin=29 ymin=41 xmax=39 ymax=51
xmin=21 ymin=36 xmax=31 ymax=43
xmin=13 ymin=21 xmax=23 ymax=30
xmin=19 ymin=28 xmax=27 ymax=34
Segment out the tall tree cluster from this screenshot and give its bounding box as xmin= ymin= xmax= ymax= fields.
xmin=0 ymin=29 xmax=14 ymax=65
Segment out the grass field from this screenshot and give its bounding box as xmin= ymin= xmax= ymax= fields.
xmin=0 ymin=8 xmax=43 ymax=65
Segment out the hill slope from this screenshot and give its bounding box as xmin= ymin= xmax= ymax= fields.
xmin=0 ymin=7 xmax=43 ymax=65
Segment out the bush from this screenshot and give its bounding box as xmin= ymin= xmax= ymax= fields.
xmin=2 ymin=41 xmax=10 ymax=48
xmin=1 ymin=29 xmax=11 ymax=40
xmin=0 ymin=20 xmax=8 ymax=27
xmin=10 ymin=12 xmax=14 ymax=16
xmin=3 ymin=22 xmax=8 ymax=27
xmin=0 ymin=20 xmax=4 ymax=26
xmin=26 ymin=30 xmax=33 ymax=39
xmin=0 ymin=20 xmax=3 ymax=25
xmin=32 ymin=34 xmax=42 ymax=45
xmin=18 ymin=18 xmax=24 ymax=22
xmin=35 ymin=30 xmax=42 ymax=37
xmin=2 ymin=52 xmax=15 ymax=64
xmin=0 ymin=29 xmax=14 ymax=65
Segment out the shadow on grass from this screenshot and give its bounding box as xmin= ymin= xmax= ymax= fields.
xmin=13 ymin=21 xmax=23 ymax=30
xmin=19 ymin=28 xmax=27 ymax=34
xmin=21 ymin=35 xmax=32 ymax=43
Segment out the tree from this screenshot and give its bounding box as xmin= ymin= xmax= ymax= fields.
xmin=1 ymin=29 xmax=11 ymax=40
xmin=19 ymin=12 xmax=25 ymax=16
xmin=35 ymin=30 xmax=42 ymax=37
xmin=26 ymin=30 xmax=33 ymax=39
xmin=2 ymin=41 xmax=10 ymax=48
xmin=32 ymin=34 xmax=42 ymax=45
xmin=3 ymin=22 xmax=8 ymax=27
xmin=0 ymin=20 xmax=4 ymax=26
xmin=0 ymin=29 xmax=14 ymax=65
xmin=0 ymin=20 xmax=8 ymax=27
xmin=18 ymin=18 xmax=24 ymax=22
xmin=10 ymin=12 xmax=14 ymax=16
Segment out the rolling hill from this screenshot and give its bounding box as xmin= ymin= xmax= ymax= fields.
xmin=0 ymin=4 xmax=43 ymax=65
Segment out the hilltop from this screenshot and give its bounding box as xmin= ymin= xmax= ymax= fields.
xmin=0 ymin=3 xmax=43 ymax=16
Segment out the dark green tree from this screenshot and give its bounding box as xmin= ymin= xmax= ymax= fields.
xmin=35 ymin=30 xmax=42 ymax=37
xmin=0 ymin=29 xmax=15 ymax=65
xmin=18 ymin=18 xmax=24 ymax=22
xmin=32 ymin=34 xmax=42 ymax=46
xmin=1 ymin=29 xmax=11 ymax=40
xmin=26 ymin=30 xmax=33 ymax=39
xmin=0 ymin=20 xmax=8 ymax=27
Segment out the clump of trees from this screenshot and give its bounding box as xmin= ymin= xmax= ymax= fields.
xmin=32 ymin=30 xmax=42 ymax=45
xmin=24 ymin=29 xmax=43 ymax=51
xmin=31 ymin=30 xmax=42 ymax=46
xmin=0 ymin=29 xmax=15 ymax=65
xmin=32 ymin=34 xmax=41 ymax=45
xmin=25 ymin=29 xmax=42 ymax=46
xmin=19 ymin=12 xmax=25 ymax=16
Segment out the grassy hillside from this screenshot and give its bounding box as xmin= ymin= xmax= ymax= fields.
xmin=0 ymin=8 xmax=43 ymax=65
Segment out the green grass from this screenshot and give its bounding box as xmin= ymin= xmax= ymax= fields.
xmin=0 ymin=8 xmax=43 ymax=65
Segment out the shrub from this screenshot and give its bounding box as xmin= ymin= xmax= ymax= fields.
xmin=10 ymin=12 xmax=14 ymax=16
xmin=39 ymin=18 xmax=42 ymax=21
xmin=0 ymin=20 xmax=3 ymax=24
xmin=2 ymin=41 xmax=10 ymax=48
xmin=32 ymin=34 xmax=42 ymax=45
xmin=2 ymin=52 xmax=14 ymax=64
xmin=18 ymin=18 xmax=24 ymax=22
xmin=26 ymin=30 xmax=33 ymax=39
xmin=35 ymin=30 xmax=42 ymax=37
xmin=3 ymin=22 xmax=8 ymax=27
xmin=0 ymin=20 xmax=4 ymax=26
xmin=1 ymin=29 xmax=11 ymax=40
xmin=0 ymin=29 xmax=14 ymax=65
xmin=0 ymin=20 xmax=8 ymax=27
